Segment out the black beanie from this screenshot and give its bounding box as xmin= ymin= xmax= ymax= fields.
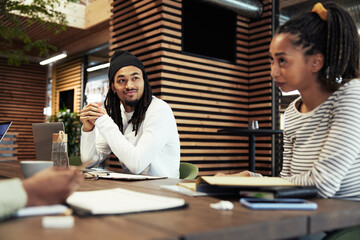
xmin=108 ymin=50 xmax=146 ymax=82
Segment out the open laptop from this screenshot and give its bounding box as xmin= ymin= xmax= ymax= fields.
xmin=32 ymin=122 xmax=65 ymax=161
xmin=0 ymin=121 xmax=12 ymax=142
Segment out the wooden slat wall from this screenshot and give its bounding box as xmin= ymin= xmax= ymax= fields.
xmin=0 ymin=58 xmax=47 ymax=161
xmin=247 ymin=0 xmax=275 ymax=175
xmin=110 ymin=0 xmax=275 ymax=176
xmin=0 ymin=132 xmax=19 ymax=161
xmin=52 ymin=59 xmax=82 ymax=114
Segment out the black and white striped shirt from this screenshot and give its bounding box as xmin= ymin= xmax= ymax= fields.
xmin=280 ymin=79 xmax=360 ymax=200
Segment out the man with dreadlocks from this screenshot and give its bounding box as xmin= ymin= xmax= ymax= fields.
xmin=79 ymin=50 xmax=180 ymax=178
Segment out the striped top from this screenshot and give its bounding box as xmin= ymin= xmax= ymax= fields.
xmin=280 ymin=79 xmax=360 ymax=200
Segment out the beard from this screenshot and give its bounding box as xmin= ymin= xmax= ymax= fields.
xmin=125 ymin=99 xmax=139 ymax=107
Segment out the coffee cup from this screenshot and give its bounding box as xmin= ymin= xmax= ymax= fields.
xmin=20 ymin=161 xmax=53 ymax=178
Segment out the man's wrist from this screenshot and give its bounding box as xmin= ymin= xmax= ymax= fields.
xmin=82 ymin=125 xmax=94 ymax=132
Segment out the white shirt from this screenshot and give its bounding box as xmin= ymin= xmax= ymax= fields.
xmin=81 ymin=96 xmax=180 ymax=178
xmin=0 ymin=179 xmax=27 ymax=220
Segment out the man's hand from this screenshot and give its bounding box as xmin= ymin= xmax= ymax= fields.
xmin=22 ymin=167 xmax=83 ymax=206
xmin=80 ymin=102 xmax=107 ymax=132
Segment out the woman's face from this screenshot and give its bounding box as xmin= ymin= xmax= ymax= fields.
xmin=269 ymin=33 xmax=319 ymax=93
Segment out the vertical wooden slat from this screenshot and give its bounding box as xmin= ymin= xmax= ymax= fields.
xmin=0 ymin=58 xmax=47 ymax=161
xmin=52 ymin=59 xmax=82 ymax=114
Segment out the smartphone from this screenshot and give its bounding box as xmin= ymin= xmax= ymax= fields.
xmin=240 ymin=198 xmax=317 ymax=210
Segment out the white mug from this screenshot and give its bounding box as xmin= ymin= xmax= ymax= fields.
xmin=20 ymin=161 xmax=53 ymax=178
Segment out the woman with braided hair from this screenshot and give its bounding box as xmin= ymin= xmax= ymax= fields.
xmin=79 ymin=50 xmax=180 ymax=178
xmin=218 ymin=2 xmax=360 ymax=201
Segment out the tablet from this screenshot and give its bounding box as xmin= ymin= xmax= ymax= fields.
xmin=240 ymin=198 xmax=317 ymax=210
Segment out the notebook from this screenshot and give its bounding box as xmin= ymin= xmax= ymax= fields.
xmin=66 ymin=188 xmax=186 ymax=216
xmin=0 ymin=121 xmax=12 ymax=142
xmin=32 ymin=122 xmax=64 ymax=161
xmin=176 ymin=176 xmax=317 ymax=199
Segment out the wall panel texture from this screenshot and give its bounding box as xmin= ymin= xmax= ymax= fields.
xmin=110 ymin=0 xmax=276 ymax=176
xmin=0 ymin=58 xmax=47 ymax=161
xmin=52 ymin=58 xmax=82 ymax=114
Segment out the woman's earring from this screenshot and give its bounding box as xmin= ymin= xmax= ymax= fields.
xmin=335 ymin=76 xmax=343 ymax=84
xmin=325 ymin=67 xmax=330 ymax=79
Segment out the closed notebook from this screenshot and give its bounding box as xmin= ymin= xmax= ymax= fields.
xmin=192 ymin=176 xmax=297 ymax=195
xmin=177 ymin=176 xmax=316 ymax=198
xmin=239 ymin=186 xmax=318 ymax=199
xmin=66 ymin=188 xmax=186 ymax=215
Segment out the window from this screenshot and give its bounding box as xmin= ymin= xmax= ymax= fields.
xmin=59 ymin=89 xmax=74 ymax=112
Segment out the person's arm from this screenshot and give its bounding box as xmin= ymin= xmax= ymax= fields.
xmin=79 ymin=102 xmax=111 ymax=166
xmin=280 ymin=126 xmax=293 ymax=178
xmin=0 ymin=179 xmax=27 ymax=221
xmin=22 ymin=167 xmax=83 ymax=206
xmin=80 ymin=127 xmax=112 ymax=166
xmin=0 ymin=167 xmax=82 ymax=221
xmin=281 ymin=85 xmax=360 ymax=198
xmin=95 ymin=103 xmax=177 ymax=174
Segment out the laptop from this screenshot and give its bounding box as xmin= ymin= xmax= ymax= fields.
xmin=0 ymin=121 xmax=12 ymax=142
xmin=32 ymin=122 xmax=65 ymax=161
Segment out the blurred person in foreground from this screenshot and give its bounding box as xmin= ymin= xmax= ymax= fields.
xmin=0 ymin=167 xmax=82 ymax=220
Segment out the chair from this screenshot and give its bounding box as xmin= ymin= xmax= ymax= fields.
xmin=69 ymin=156 xmax=82 ymax=166
xmin=179 ymin=162 xmax=198 ymax=180
xmin=323 ymin=226 xmax=360 ymax=240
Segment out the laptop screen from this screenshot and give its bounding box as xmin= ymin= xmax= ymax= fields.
xmin=0 ymin=121 xmax=12 ymax=142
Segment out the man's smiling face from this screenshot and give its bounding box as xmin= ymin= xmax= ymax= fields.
xmin=112 ymin=65 xmax=145 ymax=112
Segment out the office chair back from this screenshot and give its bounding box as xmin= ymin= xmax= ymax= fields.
xmin=179 ymin=162 xmax=198 ymax=180
xmin=323 ymin=226 xmax=360 ymax=240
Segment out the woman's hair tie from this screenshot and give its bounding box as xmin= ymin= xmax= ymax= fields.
xmin=312 ymin=2 xmax=328 ymax=22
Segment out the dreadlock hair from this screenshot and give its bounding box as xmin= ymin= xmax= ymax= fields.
xmin=277 ymin=2 xmax=359 ymax=92
xmin=104 ymin=69 xmax=153 ymax=136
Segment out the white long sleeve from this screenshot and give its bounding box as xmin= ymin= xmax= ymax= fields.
xmin=0 ymin=179 xmax=27 ymax=220
xmin=80 ymin=96 xmax=180 ymax=178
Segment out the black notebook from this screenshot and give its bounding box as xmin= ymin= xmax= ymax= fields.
xmin=239 ymin=186 xmax=318 ymax=199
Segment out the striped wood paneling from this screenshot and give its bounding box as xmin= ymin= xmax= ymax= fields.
xmin=110 ymin=0 xmax=276 ymax=176
xmin=246 ymin=0 xmax=278 ymax=175
xmin=52 ymin=59 xmax=82 ymax=114
xmin=0 ymin=132 xmax=19 ymax=161
xmin=0 ymin=58 xmax=47 ymax=161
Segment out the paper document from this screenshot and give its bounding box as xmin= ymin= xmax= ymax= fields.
xmin=173 ymin=177 xmax=298 ymax=196
xmin=66 ymin=188 xmax=186 ymax=215
xmin=88 ymin=171 xmax=167 ymax=180
xmin=160 ymin=185 xmax=208 ymax=197
xmin=200 ymin=176 xmax=297 ymax=187
xmin=16 ymin=204 xmax=69 ymax=217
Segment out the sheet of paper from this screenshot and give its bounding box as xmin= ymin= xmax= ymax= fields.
xmin=201 ymin=176 xmax=297 ymax=187
xmin=66 ymin=188 xmax=185 ymax=215
xmin=160 ymin=185 xmax=208 ymax=197
xmin=16 ymin=204 xmax=69 ymax=217
xmin=92 ymin=172 xmax=167 ymax=180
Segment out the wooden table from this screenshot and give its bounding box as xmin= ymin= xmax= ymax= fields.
xmin=1 ymin=161 xmax=360 ymax=240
